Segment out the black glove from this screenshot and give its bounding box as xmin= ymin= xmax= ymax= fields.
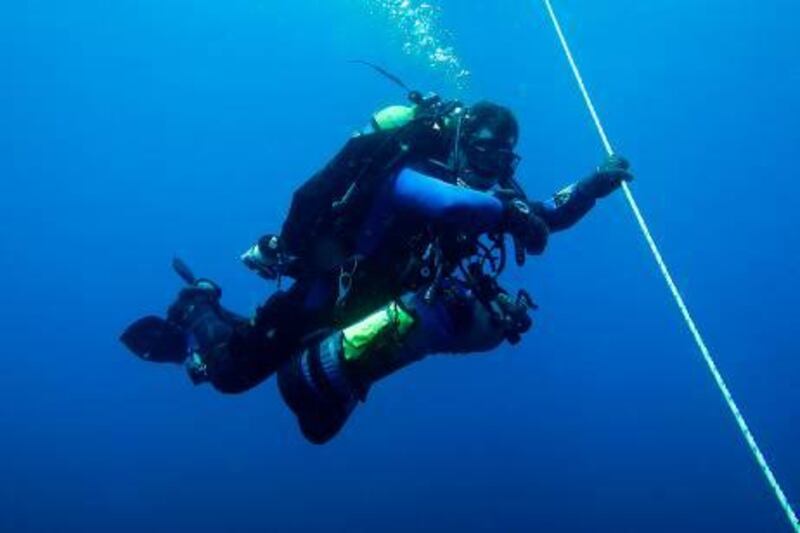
xmin=500 ymin=196 xmax=549 ymax=255
xmin=579 ymin=154 xmax=634 ymax=199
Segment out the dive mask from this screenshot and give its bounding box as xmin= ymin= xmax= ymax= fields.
xmin=464 ymin=139 xmax=521 ymax=186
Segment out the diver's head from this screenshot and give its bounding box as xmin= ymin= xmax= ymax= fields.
xmin=455 ymin=101 xmax=520 ymax=190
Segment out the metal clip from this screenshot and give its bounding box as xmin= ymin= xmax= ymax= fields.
xmin=336 ymin=257 xmax=359 ymax=307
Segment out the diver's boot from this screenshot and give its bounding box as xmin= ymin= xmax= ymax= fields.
xmin=121 ymin=279 xmax=236 ymax=359
xmin=168 ymin=280 xmax=243 ymax=386
xmin=120 ymin=260 xmax=243 ymax=386
xmin=133 ymin=283 xmax=310 ymax=394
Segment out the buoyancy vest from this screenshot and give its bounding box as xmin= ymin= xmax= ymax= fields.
xmin=279 ymin=104 xmax=454 ymax=275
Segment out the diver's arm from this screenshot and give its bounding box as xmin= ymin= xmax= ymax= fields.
xmin=530 ymin=155 xmax=634 ymax=233
xmin=391 ymin=169 xmax=504 ymax=232
xmin=391 ymin=169 xmax=549 ymax=254
xmin=530 ymin=183 xmax=597 ymax=233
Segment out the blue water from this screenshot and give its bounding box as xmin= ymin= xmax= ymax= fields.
xmin=3 ymin=1 xmax=799 ymax=531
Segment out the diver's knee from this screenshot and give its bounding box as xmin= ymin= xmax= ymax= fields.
xmin=454 ymin=301 xmax=507 ymax=353
xmin=405 ymin=290 xmax=504 ymax=355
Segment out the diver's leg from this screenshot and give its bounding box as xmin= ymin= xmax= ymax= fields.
xmin=277 ymin=279 xmax=532 ymax=444
xmin=277 ymin=333 xmax=358 ymax=444
xmin=121 ymin=279 xmax=241 ymax=369
xmin=121 ymin=276 xmax=325 ymax=394
xmin=200 ymin=287 xmax=325 ymax=394
xmin=121 ymin=279 xmax=255 ymax=389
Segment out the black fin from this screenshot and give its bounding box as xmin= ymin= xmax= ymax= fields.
xmin=172 ymin=257 xmax=196 ymax=286
xmin=120 ymin=316 xmax=188 ymax=364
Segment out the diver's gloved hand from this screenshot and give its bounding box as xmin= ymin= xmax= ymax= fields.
xmin=498 ymin=194 xmax=549 ymax=255
xmin=579 ymin=155 xmax=634 ymax=199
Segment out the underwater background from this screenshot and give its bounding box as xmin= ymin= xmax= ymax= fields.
xmin=2 ymin=0 xmax=799 ymax=531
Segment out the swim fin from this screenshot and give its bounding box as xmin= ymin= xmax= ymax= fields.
xmin=120 ymin=315 xmax=188 ymax=364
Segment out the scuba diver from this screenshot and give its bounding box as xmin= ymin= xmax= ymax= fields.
xmin=121 ymin=84 xmax=633 ymax=444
